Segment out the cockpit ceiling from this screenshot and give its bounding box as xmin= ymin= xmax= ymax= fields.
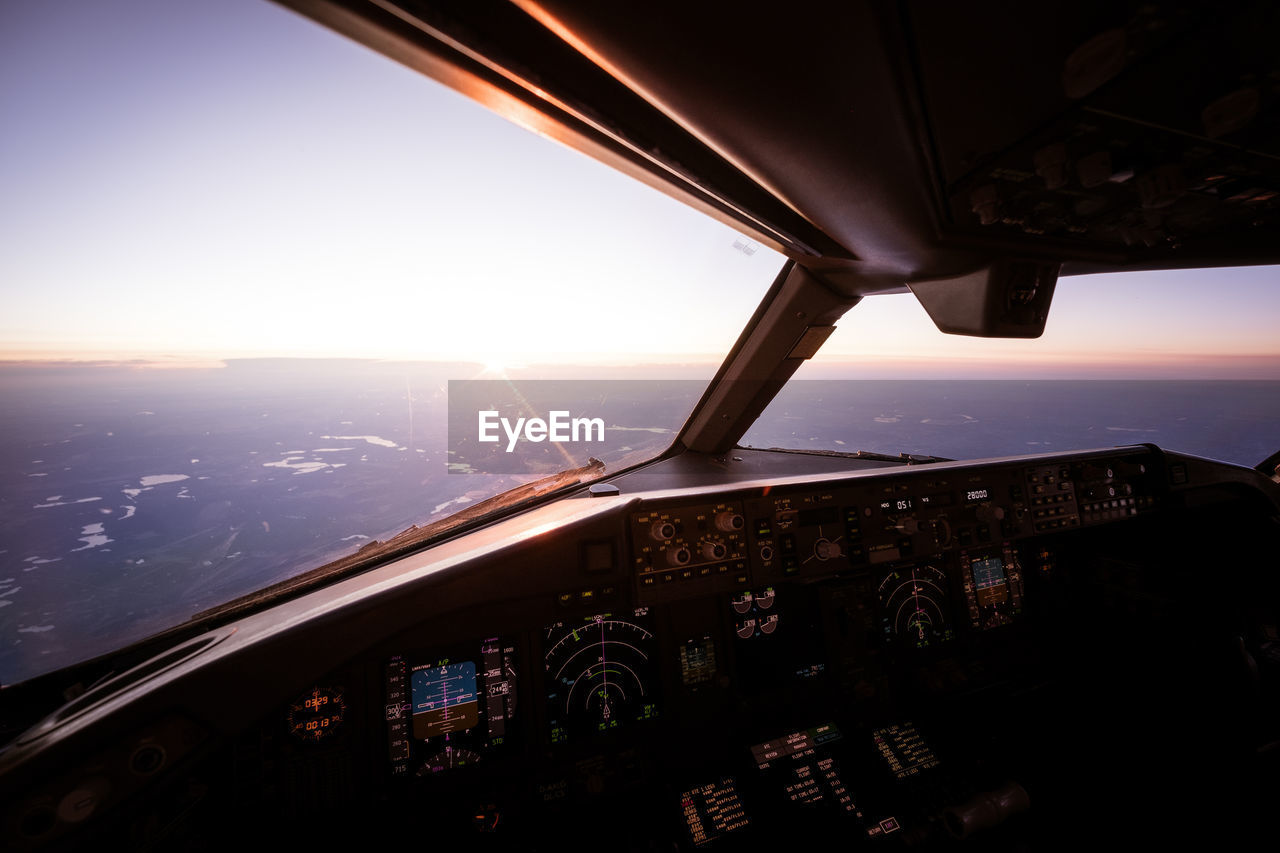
xmin=286 ymin=1 xmax=1280 ymax=292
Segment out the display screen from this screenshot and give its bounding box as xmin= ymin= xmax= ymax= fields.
xmin=873 ymin=722 xmax=940 ymax=781
xmin=386 ymin=636 xmax=517 ymax=777
xmin=971 ymin=556 xmax=1006 ymax=590
xmin=544 ymin=609 xmax=658 ymax=743
xmin=879 ymin=497 xmax=914 ymax=514
xmin=962 ymin=546 xmax=1025 ymax=630
xmin=412 ymin=662 xmax=479 ymax=739
xmin=731 ymin=585 xmax=826 ymax=693
xmin=965 ymin=488 xmax=991 ymax=503
xmin=730 ymin=586 xmax=777 ymax=639
xmin=680 ymin=779 xmax=749 ymax=847
xmin=679 ymin=635 xmax=717 ymax=686
xmin=877 ymin=564 xmax=953 ymax=649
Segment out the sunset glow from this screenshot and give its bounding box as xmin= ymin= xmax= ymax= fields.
xmin=2 ymin=1 xmax=1278 ymax=377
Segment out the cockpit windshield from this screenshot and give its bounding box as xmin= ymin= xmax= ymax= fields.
xmin=744 ymin=265 xmax=1280 ymax=467
xmin=0 ymin=0 xmax=783 ymax=686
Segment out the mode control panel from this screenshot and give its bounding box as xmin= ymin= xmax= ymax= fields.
xmin=629 ymin=450 xmax=1163 ymax=599
xmin=632 ymin=502 xmax=749 ymax=602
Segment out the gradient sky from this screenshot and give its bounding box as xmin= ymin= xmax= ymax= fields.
xmin=2 ymin=0 xmax=1278 ymax=377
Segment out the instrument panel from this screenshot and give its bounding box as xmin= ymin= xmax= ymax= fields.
xmin=628 ymin=448 xmax=1157 ymax=605
xmin=342 ymin=450 xmax=1171 ymax=842
xmin=18 ymin=445 xmax=1277 ymax=850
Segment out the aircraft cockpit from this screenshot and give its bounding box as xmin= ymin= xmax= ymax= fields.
xmin=2 ymin=1 xmax=1280 ymax=849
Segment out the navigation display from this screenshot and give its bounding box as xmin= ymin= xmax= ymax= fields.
xmin=877 ymin=564 xmax=954 ymax=649
xmin=544 ymin=609 xmax=659 ymax=743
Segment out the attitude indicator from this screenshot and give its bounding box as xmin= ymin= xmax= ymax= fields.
xmin=412 ymin=661 xmax=480 ymax=740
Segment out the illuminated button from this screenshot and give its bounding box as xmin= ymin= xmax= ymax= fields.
xmin=640 ymin=576 xmax=657 ymax=588
xmin=578 ymin=589 xmax=596 ymax=601
xmin=557 ymin=592 xmax=574 ymax=605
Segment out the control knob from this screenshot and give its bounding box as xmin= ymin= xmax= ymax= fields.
xmin=649 ymin=520 xmax=676 ymax=541
xmin=715 ymin=511 xmax=745 ymax=533
xmin=700 ymin=541 xmax=728 ymax=561
xmin=814 ymin=539 xmax=842 ymax=560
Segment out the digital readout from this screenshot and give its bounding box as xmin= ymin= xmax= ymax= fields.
xmin=873 ymin=722 xmax=940 ymax=780
xmin=680 ymin=778 xmax=749 ymax=847
xmin=965 ymin=488 xmax=991 ymax=503
xmin=879 ymin=497 xmax=914 ymax=514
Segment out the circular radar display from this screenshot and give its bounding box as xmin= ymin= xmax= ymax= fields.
xmin=544 ymin=610 xmax=658 ymax=742
xmin=878 ymin=565 xmax=953 ymax=649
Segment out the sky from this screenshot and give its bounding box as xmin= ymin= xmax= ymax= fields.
xmin=807 ymin=265 xmax=1280 ymax=379
xmin=2 ymin=0 xmax=1278 ymax=377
